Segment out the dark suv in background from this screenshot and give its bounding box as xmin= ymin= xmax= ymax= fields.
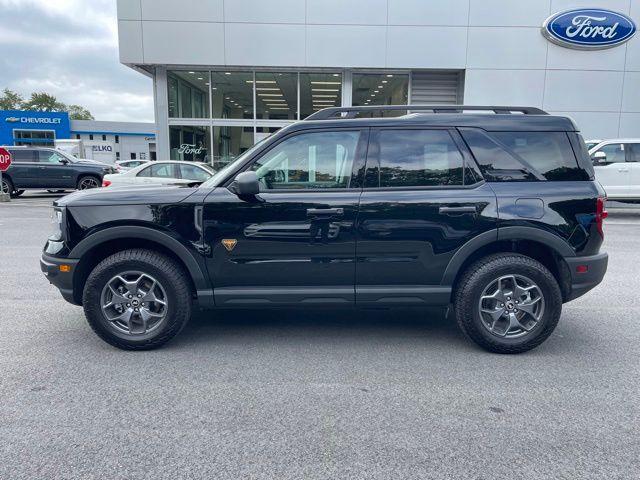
xmin=1 ymin=146 xmax=116 ymax=197
xmin=40 ymin=106 xmax=608 ymax=353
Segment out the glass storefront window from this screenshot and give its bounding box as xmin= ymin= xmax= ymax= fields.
xmin=211 ymin=126 xmax=255 ymax=170
xmin=352 ymin=73 xmax=409 ymax=116
xmin=255 ymin=72 xmax=298 ymax=121
xmin=168 ymin=71 xmax=210 ymax=118
xmin=300 ymin=72 xmax=342 ymax=118
xmin=211 ymin=71 xmax=253 ymax=119
xmin=170 ymin=125 xmax=211 ymax=162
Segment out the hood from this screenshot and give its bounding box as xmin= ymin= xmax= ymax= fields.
xmin=72 ymin=158 xmax=113 ymax=168
xmin=54 ymin=184 xmax=201 ymax=207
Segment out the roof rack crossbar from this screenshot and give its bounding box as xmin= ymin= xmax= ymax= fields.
xmin=305 ymin=105 xmax=548 ymax=121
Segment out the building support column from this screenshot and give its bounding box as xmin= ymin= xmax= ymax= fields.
xmin=153 ymin=66 xmax=170 ymax=160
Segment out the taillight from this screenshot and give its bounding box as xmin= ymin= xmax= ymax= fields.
xmin=102 ymin=179 xmax=111 ymax=187
xmin=596 ymin=196 xmax=608 ymax=237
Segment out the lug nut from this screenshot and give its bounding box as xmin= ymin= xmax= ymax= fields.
xmin=137 ymin=294 xmax=142 ymax=298
xmin=141 ymin=302 xmax=145 ymax=306
xmin=134 ymin=308 xmax=139 ymax=312
xmin=128 ymin=294 xmax=132 ymax=299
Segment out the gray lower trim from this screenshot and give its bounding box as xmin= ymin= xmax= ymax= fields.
xmin=215 ymin=286 xmax=354 ymax=306
xmin=356 ymin=285 xmax=451 ymax=305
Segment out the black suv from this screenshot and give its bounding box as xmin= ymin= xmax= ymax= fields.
xmin=40 ymin=106 xmax=608 ymax=353
xmin=1 ymin=146 xmax=116 ymax=197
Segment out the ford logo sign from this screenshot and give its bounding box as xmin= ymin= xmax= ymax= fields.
xmin=542 ymin=8 xmax=636 ymax=50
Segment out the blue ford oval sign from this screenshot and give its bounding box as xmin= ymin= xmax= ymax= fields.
xmin=542 ymin=8 xmax=636 ymax=50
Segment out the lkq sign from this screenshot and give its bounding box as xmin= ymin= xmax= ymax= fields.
xmin=542 ymin=8 xmax=636 ymax=50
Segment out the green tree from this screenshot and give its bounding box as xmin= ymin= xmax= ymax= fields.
xmin=23 ymin=92 xmax=67 ymax=112
xmin=67 ymin=104 xmax=94 ymax=120
xmin=0 ymin=88 xmax=24 ymax=110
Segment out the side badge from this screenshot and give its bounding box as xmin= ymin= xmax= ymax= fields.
xmin=221 ymin=239 xmax=237 ymax=252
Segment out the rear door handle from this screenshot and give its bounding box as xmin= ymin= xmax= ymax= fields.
xmin=439 ymin=206 xmax=477 ymax=214
xmin=618 ymin=168 xmax=629 ymax=172
xmin=307 ymin=207 xmax=344 ymax=217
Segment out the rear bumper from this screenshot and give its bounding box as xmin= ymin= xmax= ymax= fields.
xmin=565 ymin=252 xmax=608 ymax=301
xmin=40 ymin=253 xmax=80 ymax=305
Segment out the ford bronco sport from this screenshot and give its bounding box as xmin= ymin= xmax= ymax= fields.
xmin=40 ymin=105 xmax=608 ymax=353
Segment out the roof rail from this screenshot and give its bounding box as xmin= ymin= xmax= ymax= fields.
xmin=305 ymin=105 xmax=548 ymax=121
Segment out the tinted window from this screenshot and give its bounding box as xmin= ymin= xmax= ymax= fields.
xmin=137 ymin=166 xmax=152 ymax=177
xmin=250 ymin=131 xmax=361 ymax=190
xmin=461 ymin=129 xmax=588 ymax=181
xmin=8 ymin=149 xmax=35 ymax=162
xmin=179 ymin=164 xmax=211 ymax=181
xmin=37 ymin=151 xmax=66 ymax=164
xmin=492 ymin=132 xmax=585 ymax=181
xmin=148 ymin=164 xmax=177 ymax=178
xmin=627 ymin=144 xmax=640 ymax=162
xmin=372 ymin=129 xmax=466 ymax=187
xmin=594 ymin=143 xmax=625 ymax=164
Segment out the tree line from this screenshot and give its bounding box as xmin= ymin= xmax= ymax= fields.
xmin=0 ymin=88 xmax=94 ymax=120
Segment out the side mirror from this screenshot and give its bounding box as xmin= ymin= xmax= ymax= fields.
xmin=592 ymin=151 xmax=607 ymax=165
xmin=59 ymin=158 xmax=70 ymax=165
xmin=230 ymin=171 xmax=260 ymax=196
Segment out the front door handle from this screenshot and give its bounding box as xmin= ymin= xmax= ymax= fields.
xmin=618 ymin=168 xmax=630 ymax=172
xmin=306 ymin=207 xmax=344 ymax=218
xmin=439 ymin=205 xmax=477 ymax=215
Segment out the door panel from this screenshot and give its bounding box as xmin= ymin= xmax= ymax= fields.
xmin=202 ymin=128 xmax=368 ymax=306
xmin=202 ymin=188 xmax=360 ymax=305
xmin=35 ymin=150 xmax=73 ymax=188
xmin=356 ymin=184 xmax=497 ymax=304
xmin=355 ymin=127 xmax=497 ymax=305
xmin=7 ymin=149 xmax=37 ymax=187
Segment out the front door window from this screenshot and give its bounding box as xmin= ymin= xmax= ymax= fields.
xmin=249 ymin=130 xmax=362 ymax=190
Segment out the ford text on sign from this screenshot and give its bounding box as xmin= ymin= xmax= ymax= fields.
xmin=542 ymin=9 xmax=636 ymax=50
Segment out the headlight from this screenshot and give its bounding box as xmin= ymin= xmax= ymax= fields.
xmin=49 ymin=208 xmax=65 ymax=242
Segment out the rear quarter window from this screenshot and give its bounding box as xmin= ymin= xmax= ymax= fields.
xmin=460 ymin=129 xmax=590 ymax=181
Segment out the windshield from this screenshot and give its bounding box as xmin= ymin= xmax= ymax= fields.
xmin=200 ymin=137 xmax=270 ymax=188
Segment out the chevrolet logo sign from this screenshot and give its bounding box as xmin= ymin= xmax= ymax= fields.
xmin=5 ymin=117 xmax=20 ymax=123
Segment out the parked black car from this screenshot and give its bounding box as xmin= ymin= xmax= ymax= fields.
xmin=0 ymin=146 xmax=116 ymax=197
xmin=40 ymin=105 xmax=608 ymax=353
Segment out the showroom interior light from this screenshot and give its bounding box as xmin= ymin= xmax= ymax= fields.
xmin=246 ymin=80 xmax=277 ymax=84
xmin=258 ymin=93 xmax=284 ymax=97
xmin=311 ymin=88 xmax=339 ymax=92
xmin=310 ymin=81 xmax=341 ymax=85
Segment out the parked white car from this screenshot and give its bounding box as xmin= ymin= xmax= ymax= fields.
xmin=585 ymin=139 xmax=602 ymax=150
xmin=590 ymin=139 xmax=640 ymax=201
xmin=102 ymin=160 xmax=215 ymax=187
xmin=115 ymin=159 xmax=149 ymax=172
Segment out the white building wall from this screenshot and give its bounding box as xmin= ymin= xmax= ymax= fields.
xmin=117 ymin=0 xmax=639 ymax=139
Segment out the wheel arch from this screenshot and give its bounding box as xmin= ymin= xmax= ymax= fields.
xmin=443 ymin=227 xmax=574 ymax=302
xmin=69 ymin=226 xmax=211 ymax=306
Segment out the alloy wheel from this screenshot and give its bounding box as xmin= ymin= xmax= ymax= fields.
xmin=100 ymin=271 xmax=168 ymax=335
xmin=79 ymin=177 xmax=100 ymax=189
xmin=478 ymin=274 xmax=545 ymax=338
xmin=1 ymin=179 xmax=10 ymax=195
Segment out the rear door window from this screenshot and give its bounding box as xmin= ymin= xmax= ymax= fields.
xmin=149 ymin=163 xmax=177 ymax=178
xmin=368 ymin=129 xmax=474 ymax=187
xmin=179 ymin=164 xmax=210 ymax=181
xmin=624 ymin=143 xmax=639 ymax=162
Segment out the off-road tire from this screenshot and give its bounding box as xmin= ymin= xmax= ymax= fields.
xmin=83 ymin=249 xmax=192 ymax=350
xmin=454 ymin=253 xmax=562 ymax=354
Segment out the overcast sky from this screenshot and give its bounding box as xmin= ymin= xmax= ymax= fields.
xmin=0 ymin=0 xmax=154 ymax=122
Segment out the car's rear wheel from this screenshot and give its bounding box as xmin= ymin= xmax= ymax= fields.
xmin=83 ymin=249 xmax=192 ymax=350
xmin=77 ymin=176 xmax=100 ymax=190
xmin=454 ymin=253 xmax=562 ymax=354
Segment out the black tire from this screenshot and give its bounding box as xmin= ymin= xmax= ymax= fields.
xmin=2 ymin=177 xmax=15 ymax=197
xmin=454 ymin=253 xmax=562 ymax=354
xmin=76 ymin=175 xmax=100 ymax=190
xmin=83 ymin=249 xmax=192 ymax=350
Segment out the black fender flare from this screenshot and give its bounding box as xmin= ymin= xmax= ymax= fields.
xmin=441 ymin=226 xmax=575 ymax=286
xmin=69 ymin=225 xmax=210 ymax=293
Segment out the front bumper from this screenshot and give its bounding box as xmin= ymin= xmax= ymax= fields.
xmin=40 ymin=253 xmax=80 ymax=305
xmin=565 ymin=252 xmax=608 ymax=301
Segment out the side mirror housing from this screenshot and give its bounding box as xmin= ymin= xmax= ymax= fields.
xmin=59 ymin=158 xmax=70 ymax=165
xmin=230 ymin=171 xmax=260 ymax=196
xmin=592 ymin=151 xmax=607 ymax=165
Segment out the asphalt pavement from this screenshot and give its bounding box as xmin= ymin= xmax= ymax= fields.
xmin=1 ymin=191 xmax=639 ymax=479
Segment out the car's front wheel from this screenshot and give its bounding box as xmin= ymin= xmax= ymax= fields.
xmin=83 ymin=249 xmax=192 ymax=350
xmin=454 ymin=253 xmax=562 ymax=354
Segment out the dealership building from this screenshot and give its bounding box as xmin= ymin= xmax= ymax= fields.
xmin=116 ymin=0 xmax=639 ymax=162
xmin=0 ymin=110 xmax=156 ymax=162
